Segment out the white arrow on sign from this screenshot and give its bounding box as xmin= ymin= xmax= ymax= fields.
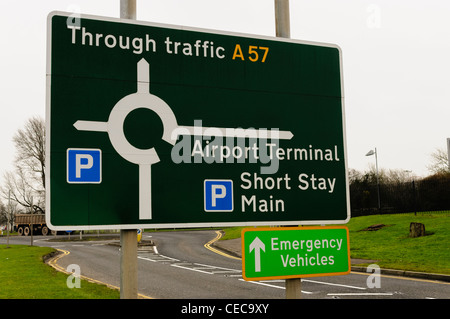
xmin=249 ymin=237 xmax=265 ymax=272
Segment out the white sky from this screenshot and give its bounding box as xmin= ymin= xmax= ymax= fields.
xmin=0 ymin=0 xmax=449 ymax=181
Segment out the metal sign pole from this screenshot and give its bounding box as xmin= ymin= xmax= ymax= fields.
xmin=120 ymin=227 xmax=138 ymax=299
xmin=275 ymin=0 xmax=290 ymax=38
xmin=120 ymin=0 xmax=136 ymax=20
xmin=274 ymin=0 xmax=301 ymax=299
xmin=7 ymin=191 xmax=11 ymax=248
xmin=119 ymin=0 xmax=138 ymax=300
xmin=30 ymin=197 xmax=34 ymax=246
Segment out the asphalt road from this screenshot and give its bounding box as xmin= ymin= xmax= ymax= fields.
xmin=1 ymin=231 xmax=449 ymax=299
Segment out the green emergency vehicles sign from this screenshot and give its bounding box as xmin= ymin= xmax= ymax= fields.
xmin=242 ymin=226 xmax=351 ymax=281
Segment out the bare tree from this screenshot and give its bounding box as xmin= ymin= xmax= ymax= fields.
xmin=427 ymin=148 xmax=450 ymax=174
xmin=12 ymin=116 xmax=45 ymax=189
xmin=0 ymin=195 xmax=18 ymax=231
xmin=0 ymin=201 xmax=6 ymax=225
xmin=2 ymin=169 xmax=44 ymax=213
xmin=385 ymin=168 xmax=414 ymax=184
xmin=1 ymin=116 xmax=45 ymax=213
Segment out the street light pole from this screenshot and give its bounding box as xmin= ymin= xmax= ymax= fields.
xmin=365 ymin=148 xmax=381 ymax=211
xmin=447 ymin=138 xmax=450 ymax=171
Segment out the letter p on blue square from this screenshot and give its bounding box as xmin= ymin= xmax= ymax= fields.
xmin=67 ymin=148 xmax=102 ymax=183
xmin=204 ymin=180 xmax=233 ymax=212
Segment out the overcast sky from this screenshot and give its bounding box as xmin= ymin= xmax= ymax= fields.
xmin=1 ymin=0 xmax=449 ymax=182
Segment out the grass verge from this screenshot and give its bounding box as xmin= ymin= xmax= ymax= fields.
xmin=220 ymin=212 xmax=450 ymax=275
xmin=0 ymin=245 xmax=119 ymax=299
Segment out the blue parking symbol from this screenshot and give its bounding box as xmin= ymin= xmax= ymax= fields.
xmin=67 ymin=148 xmax=102 ymax=183
xmin=204 ymin=180 xmax=233 ymax=212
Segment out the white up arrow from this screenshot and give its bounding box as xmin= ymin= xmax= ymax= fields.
xmin=249 ymin=237 xmax=265 ymax=273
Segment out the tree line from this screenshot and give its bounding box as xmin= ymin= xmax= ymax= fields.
xmin=349 ymin=167 xmax=450 ymax=216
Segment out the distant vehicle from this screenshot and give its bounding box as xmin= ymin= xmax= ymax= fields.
xmin=14 ymin=214 xmax=50 ymax=236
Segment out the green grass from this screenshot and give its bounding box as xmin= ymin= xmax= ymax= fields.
xmin=0 ymin=245 xmax=119 ymax=299
xmin=346 ymin=212 xmax=449 ymax=274
xmin=220 ymin=212 xmax=450 ymax=275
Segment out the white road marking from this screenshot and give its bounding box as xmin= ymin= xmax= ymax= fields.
xmin=171 ymin=264 xmax=214 ymax=275
xmin=303 ymin=279 xmax=366 ymax=290
xmin=327 ymin=292 xmax=393 ymax=296
xmin=238 ymin=279 xmax=313 ymax=294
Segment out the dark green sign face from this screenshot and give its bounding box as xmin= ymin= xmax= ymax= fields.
xmin=46 ymin=12 xmax=349 ymax=230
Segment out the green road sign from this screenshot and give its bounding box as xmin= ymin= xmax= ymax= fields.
xmin=241 ymin=226 xmax=350 ymax=281
xmin=46 ymin=12 xmax=349 ymax=230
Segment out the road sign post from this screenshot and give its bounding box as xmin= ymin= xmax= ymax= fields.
xmin=119 ymin=0 xmax=138 ymax=300
xmin=274 ymin=0 xmax=304 ymax=298
xmin=285 ymin=278 xmax=302 ymax=299
xmin=120 ymin=225 xmax=137 ymax=299
xmin=242 ymin=226 xmax=351 ymax=281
